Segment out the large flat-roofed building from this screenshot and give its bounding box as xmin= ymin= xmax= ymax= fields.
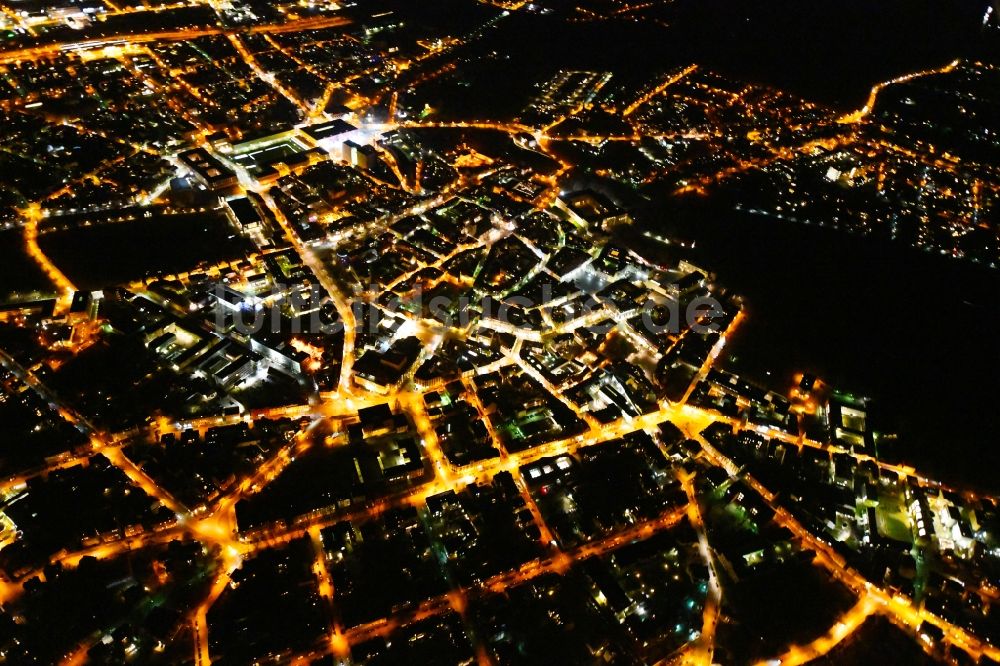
xmin=555 ymin=189 xmax=631 ymax=231
xmin=343 ymin=140 xmax=377 ymax=170
xmin=302 ymin=119 xmax=359 ymax=146
xmin=178 ymin=148 xmax=238 ymax=191
xmin=225 ymin=197 xmax=264 ymax=232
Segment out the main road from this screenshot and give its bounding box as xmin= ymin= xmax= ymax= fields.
xmin=0 ymin=15 xmax=352 ymax=65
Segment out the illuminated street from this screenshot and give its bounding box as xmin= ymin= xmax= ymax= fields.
xmin=0 ymin=1 xmax=997 ymax=664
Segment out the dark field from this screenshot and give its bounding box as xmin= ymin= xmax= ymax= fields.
xmin=38 ymin=210 xmax=250 ymax=289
